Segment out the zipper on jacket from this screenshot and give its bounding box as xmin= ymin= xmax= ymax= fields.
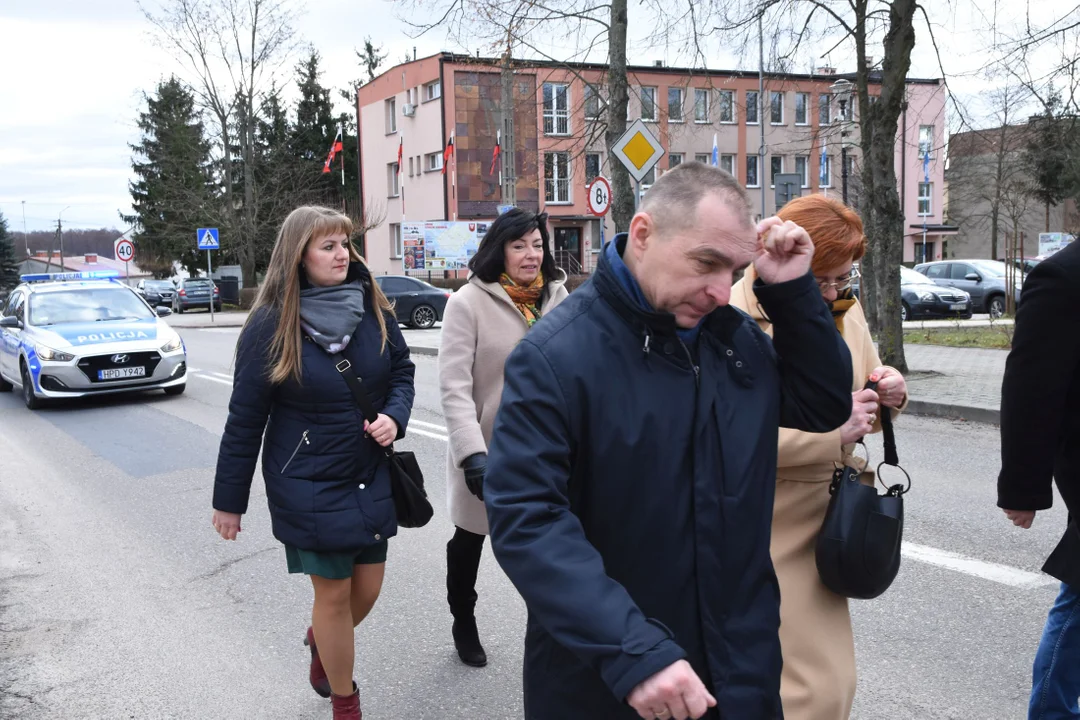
xmin=281 ymin=430 xmax=310 ymax=473
xmin=678 ymin=339 xmax=700 ymax=387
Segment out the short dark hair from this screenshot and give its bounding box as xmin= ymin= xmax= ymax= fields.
xmin=468 ymin=208 xmax=559 ymax=284
xmin=642 ymin=161 xmax=754 ymax=234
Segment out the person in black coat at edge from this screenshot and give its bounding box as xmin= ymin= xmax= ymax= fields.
xmin=211 ymin=206 xmax=415 ymax=720
xmin=998 ymin=239 xmax=1080 ymax=719
xmin=483 ymin=162 xmax=854 ymax=720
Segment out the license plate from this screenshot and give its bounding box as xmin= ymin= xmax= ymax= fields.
xmin=949 ymin=303 xmax=967 ymax=310
xmin=98 ymin=367 xmax=146 ymax=380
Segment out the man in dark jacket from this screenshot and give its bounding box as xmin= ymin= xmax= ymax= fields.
xmin=484 ymin=163 xmax=853 ymax=720
xmin=998 ymin=239 xmax=1080 ymax=719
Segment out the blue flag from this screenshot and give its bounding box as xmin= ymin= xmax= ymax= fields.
xmin=819 ymin=145 xmax=828 ymax=186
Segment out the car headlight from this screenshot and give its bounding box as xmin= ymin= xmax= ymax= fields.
xmin=36 ymin=344 xmax=75 ymax=362
xmin=919 ymin=291 xmax=935 ymax=302
xmin=160 ymin=334 xmax=183 ymax=353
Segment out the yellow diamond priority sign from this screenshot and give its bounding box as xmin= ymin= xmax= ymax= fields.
xmin=611 ymin=119 xmax=665 ymax=183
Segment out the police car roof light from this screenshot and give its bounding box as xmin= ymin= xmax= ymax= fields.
xmin=20 ymin=270 xmax=121 ymax=283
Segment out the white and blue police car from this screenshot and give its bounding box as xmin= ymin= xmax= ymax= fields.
xmin=0 ymin=271 xmax=187 ymax=409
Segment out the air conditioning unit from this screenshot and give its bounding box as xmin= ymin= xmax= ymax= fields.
xmin=402 ymin=103 xmax=416 ymax=117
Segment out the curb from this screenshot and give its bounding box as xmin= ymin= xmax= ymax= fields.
xmin=171 ymin=321 xmax=248 ymax=329
xmin=905 ymin=399 xmax=999 ymax=426
xmin=409 ymin=345 xmax=440 ymax=358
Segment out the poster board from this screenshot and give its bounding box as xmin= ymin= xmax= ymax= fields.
xmin=402 ymin=221 xmax=488 ymax=271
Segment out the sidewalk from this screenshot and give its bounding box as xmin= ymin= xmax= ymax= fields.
xmin=172 ymin=314 xmax=1004 ymax=425
xmin=402 ymin=327 xmax=1005 ymax=425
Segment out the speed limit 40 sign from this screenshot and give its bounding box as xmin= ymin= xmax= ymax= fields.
xmin=114 ymin=237 xmax=134 ymax=263
xmin=587 ymin=176 xmax=612 ymax=217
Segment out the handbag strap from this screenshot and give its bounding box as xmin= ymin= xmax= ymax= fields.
xmin=330 ymin=352 xmax=379 ymax=424
xmin=879 ymin=402 xmax=899 ymax=466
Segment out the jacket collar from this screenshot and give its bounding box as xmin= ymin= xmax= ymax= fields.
xmin=469 ymin=267 xmax=567 ymax=313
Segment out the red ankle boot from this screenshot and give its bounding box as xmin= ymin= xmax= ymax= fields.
xmin=331 ymin=682 xmax=362 ymax=719
xmin=303 ymin=626 xmax=332 ymax=698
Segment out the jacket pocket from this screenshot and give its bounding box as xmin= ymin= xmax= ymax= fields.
xmin=281 ymin=430 xmax=310 ymax=474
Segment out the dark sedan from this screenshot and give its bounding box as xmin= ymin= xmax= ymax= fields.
xmin=136 ymin=279 xmax=177 ymax=307
xmin=374 ymin=275 xmax=450 ymax=329
xmin=900 ymin=266 xmax=972 ymax=321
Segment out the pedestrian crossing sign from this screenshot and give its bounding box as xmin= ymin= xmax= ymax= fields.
xmin=197 ymin=228 xmax=220 ymax=250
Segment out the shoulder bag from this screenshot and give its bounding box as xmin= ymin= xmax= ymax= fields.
xmin=331 ymin=353 xmax=434 ymax=529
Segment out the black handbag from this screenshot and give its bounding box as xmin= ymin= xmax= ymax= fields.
xmin=332 ymin=353 xmax=434 ymax=529
xmin=815 ymin=377 xmax=910 ymax=600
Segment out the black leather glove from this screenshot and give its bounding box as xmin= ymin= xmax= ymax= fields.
xmin=462 ymin=452 xmax=487 ymax=501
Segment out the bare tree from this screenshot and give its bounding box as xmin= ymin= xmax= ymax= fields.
xmin=141 ymin=0 xmax=299 ymax=286
xmin=945 ymin=83 xmax=1034 ymax=260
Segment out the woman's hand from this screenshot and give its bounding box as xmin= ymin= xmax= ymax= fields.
xmin=840 ymin=388 xmax=879 ymax=445
xmin=873 ymin=366 xmax=908 ymax=408
xmin=212 ymin=510 xmax=242 ymax=540
xmin=365 ymin=414 xmax=399 ymax=447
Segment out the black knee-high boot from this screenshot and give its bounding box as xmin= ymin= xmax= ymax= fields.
xmin=447 ymin=526 xmax=487 ymax=667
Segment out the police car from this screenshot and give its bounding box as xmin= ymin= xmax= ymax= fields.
xmin=0 ymin=271 xmax=187 ymax=409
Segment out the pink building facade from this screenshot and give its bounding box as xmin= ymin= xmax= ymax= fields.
xmin=356 ymin=53 xmax=949 ymax=276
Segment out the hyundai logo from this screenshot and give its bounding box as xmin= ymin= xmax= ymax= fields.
xmin=111 ymin=354 xmax=130 ymax=364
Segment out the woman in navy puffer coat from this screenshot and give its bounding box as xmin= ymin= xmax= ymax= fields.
xmin=211 ymin=206 xmax=415 ymax=719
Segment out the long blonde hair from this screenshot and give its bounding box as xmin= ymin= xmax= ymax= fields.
xmin=245 ymin=206 xmax=394 ymax=385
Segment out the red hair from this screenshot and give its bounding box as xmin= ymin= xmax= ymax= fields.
xmin=777 ymin=195 xmax=866 ymax=275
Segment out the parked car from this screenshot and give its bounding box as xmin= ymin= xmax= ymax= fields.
xmin=913 ymin=259 xmax=1022 ymax=318
xmin=374 ymin=275 xmax=450 ymax=329
xmin=136 ymin=279 xmax=177 ymax=307
xmin=171 ymin=277 xmax=221 ymax=313
xmin=899 ymin=266 xmax=972 ymax=321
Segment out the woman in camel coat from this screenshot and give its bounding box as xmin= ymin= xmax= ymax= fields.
xmin=730 ymin=195 xmax=908 ymax=720
xmin=438 ymin=209 xmax=568 ymax=668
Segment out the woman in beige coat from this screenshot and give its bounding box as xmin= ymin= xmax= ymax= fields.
xmin=730 ymin=195 xmax=908 ymax=720
xmin=438 ymin=209 xmax=568 ymax=668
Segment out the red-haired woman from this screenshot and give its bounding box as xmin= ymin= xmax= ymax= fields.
xmin=730 ymin=195 xmax=908 ymax=720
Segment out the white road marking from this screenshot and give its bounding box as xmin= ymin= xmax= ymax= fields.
xmin=192 ymin=374 xmax=232 ymax=387
xmin=408 ymin=427 xmax=450 ymax=442
xmin=410 ymin=419 xmax=448 ymax=433
xmin=210 ymin=372 xmax=233 ymax=380
xmin=901 ymin=542 xmax=1057 ymax=589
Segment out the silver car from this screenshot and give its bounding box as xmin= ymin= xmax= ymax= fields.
xmin=0 ymin=271 xmax=187 ymax=410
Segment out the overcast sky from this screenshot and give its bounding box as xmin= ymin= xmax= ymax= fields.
xmin=0 ymin=0 xmax=1061 ymax=234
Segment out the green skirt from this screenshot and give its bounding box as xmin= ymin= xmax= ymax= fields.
xmin=285 ymin=541 xmax=388 ymax=580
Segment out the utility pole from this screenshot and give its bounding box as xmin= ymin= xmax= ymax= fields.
xmin=21 ymin=200 xmax=28 ymax=257
xmin=57 ymin=206 xmax=71 ymax=271
xmin=500 ymin=39 xmax=517 ymax=206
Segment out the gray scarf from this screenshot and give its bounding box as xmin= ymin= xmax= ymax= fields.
xmin=299 ymin=280 xmax=366 ymax=353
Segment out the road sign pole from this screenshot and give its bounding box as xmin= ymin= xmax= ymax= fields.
xmin=207 ymin=250 xmax=214 ymax=322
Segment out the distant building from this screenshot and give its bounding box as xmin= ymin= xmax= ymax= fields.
xmin=17 ymin=252 xmax=152 ymax=287
xmin=356 ymin=53 xmax=950 ymax=277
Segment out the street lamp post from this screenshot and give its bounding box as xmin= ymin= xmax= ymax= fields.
xmin=830 ymin=78 xmax=854 ymax=206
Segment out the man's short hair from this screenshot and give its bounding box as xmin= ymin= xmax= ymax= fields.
xmin=640 ymin=162 xmax=755 ymax=234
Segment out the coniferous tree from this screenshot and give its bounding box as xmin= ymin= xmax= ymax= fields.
xmin=0 ymin=212 xmax=20 ymax=295
xmin=123 ymin=77 xmax=218 ymax=278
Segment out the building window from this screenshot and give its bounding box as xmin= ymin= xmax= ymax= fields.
xmin=423 ymin=80 xmax=441 ymax=102
xmin=585 ymin=152 xmax=602 ymax=183
xmin=719 ymin=90 xmax=735 ymax=123
xmin=390 ymin=223 xmax=403 ymax=258
xmin=771 ymin=156 xmax=783 ymax=187
xmin=918 ymin=182 xmax=932 ymax=215
xmin=642 ymin=166 xmax=656 ymax=188
xmin=795 ymin=156 xmax=809 ymax=187
xmin=919 ymin=125 xmax=934 ymax=158
xmin=819 ymin=94 xmax=831 ymax=125
xmin=543 ymin=83 xmax=570 ymax=136
xmin=694 ymin=89 xmax=710 ymax=122
xmin=844 ymin=154 xmax=856 ymax=178
xmin=641 ymin=87 xmax=658 ymax=121
xmin=408 ymin=156 xmax=415 ymax=177
xmin=388 ymin=162 xmax=400 ymax=196
xmin=545 ymin=152 xmax=571 ymax=203
xmin=770 ymin=91 xmax=784 ymax=124
xmin=820 ymin=155 xmax=832 ymax=187
xmin=584 ymin=84 xmax=602 ymax=121
xmin=670 ymin=153 xmax=684 ymax=168
xmin=747 ymin=155 xmax=760 ymax=187
xmin=842 ymin=99 xmax=854 ymax=121
xmin=746 ymin=90 xmax=759 ymax=124
xmin=425 ymin=152 xmax=443 ymax=172
xmin=695 ymin=153 xmax=710 ymax=164
xmin=720 ymin=154 xmax=735 ymax=174
xmin=385 ymin=98 xmax=397 ymax=133
xmin=668 ymin=87 xmax=684 ymax=123
xmin=795 ymin=93 xmax=809 ymax=125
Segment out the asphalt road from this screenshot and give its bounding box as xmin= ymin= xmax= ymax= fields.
xmin=0 ymin=326 xmax=1068 ymax=719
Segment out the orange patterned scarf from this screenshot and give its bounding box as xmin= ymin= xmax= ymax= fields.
xmin=500 ymin=271 xmax=546 ymax=326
